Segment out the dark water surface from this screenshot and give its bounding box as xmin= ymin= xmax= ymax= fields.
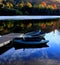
xmin=0 ymin=19 xmax=60 ymax=65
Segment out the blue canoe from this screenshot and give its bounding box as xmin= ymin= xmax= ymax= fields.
xmin=24 ymin=30 xmax=45 ymax=37
xmin=11 ymin=36 xmax=49 ymax=48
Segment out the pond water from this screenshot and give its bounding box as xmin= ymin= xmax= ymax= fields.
xmin=0 ymin=19 xmax=60 ymax=65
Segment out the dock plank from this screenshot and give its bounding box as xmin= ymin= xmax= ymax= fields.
xmin=0 ymin=33 xmax=22 ymax=47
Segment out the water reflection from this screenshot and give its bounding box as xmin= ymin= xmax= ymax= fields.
xmin=0 ymin=19 xmax=60 ymax=34
xmin=44 ymin=30 xmax=60 ymax=60
xmin=0 ymin=19 xmax=60 ymax=64
xmin=0 ymin=30 xmax=60 ymax=62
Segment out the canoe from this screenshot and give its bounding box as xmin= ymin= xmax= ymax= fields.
xmin=24 ymin=30 xmax=45 ymax=37
xmin=11 ymin=37 xmax=49 ymax=48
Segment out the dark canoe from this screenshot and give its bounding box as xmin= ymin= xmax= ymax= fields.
xmin=11 ymin=37 xmax=49 ymax=48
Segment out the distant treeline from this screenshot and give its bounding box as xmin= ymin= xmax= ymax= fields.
xmin=0 ymin=7 xmax=60 ymax=15
xmin=0 ymin=1 xmax=60 ymax=15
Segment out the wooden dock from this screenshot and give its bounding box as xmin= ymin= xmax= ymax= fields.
xmin=0 ymin=33 xmax=23 ymax=47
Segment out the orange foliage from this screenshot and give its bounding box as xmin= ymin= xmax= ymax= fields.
xmin=52 ymin=4 xmax=57 ymax=9
xmin=41 ymin=2 xmax=46 ymax=7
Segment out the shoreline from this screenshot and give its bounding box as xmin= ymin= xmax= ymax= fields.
xmin=0 ymin=16 xmax=60 ymax=20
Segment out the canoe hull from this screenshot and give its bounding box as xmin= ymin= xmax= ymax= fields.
xmin=11 ymin=38 xmax=49 ymax=49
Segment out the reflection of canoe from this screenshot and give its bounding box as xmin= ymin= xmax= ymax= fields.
xmin=24 ymin=30 xmax=45 ymax=37
xmin=11 ymin=36 xmax=49 ymax=48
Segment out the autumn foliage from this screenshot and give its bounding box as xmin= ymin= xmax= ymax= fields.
xmin=0 ymin=1 xmax=59 ymax=15
xmin=52 ymin=4 xmax=57 ymax=9
xmin=41 ymin=2 xmax=47 ymax=7
xmin=0 ymin=1 xmax=57 ymax=9
xmin=0 ymin=19 xmax=60 ymax=34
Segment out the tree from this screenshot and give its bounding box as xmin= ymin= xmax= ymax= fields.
xmin=26 ymin=2 xmax=32 ymax=8
xmin=39 ymin=4 xmax=44 ymax=8
xmin=33 ymin=4 xmax=38 ymax=8
xmin=39 ymin=2 xmax=46 ymax=8
xmin=19 ymin=2 xmax=24 ymax=8
xmin=5 ymin=2 xmax=13 ymax=8
xmin=52 ymin=4 xmax=57 ymax=9
xmin=47 ymin=5 xmax=54 ymax=9
xmin=41 ymin=2 xmax=46 ymax=7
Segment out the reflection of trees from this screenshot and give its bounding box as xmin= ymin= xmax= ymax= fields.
xmin=0 ymin=19 xmax=60 ymax=35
